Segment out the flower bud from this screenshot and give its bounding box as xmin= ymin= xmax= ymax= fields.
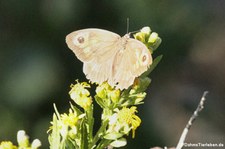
xmin=69 ymin=81 xmax=92 ymax=110
xmin=141 ymin=26 xmax=151 ymax=35
xmin=134 ymin=32 xmax=146 ymax=42
xmin=17 ymin=130 xmax=29 ymax=147
xmin=31 ymin=139 xmax=41 ymax=149
xmin=148 ymin=32 xmax=158 ymax=43
xmin=110 ymin=89 xmax=120 ymax=103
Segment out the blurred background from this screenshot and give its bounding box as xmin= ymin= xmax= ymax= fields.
xmin=0 ymin=0 xmax=224 ymax=148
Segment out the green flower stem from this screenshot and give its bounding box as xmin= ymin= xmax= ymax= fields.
xmin=81 ymin=119 xmax=88 ymax=149
xmin=61 ymin=137 xmax=66 ymax=149
xmin=86 ymin=105 xmax=94 ymax=147
xmin=90 ymin=120 xmax=109 ymax=149
xmin=68 ymin=138 xmax=79 ymax=149
xmin=96 ymin=139 xmax=112 ymax=149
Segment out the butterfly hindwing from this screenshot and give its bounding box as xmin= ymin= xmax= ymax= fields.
xmin=112 ymin=38 xmax=152 ymax=89
xmin=126 ymin=38 xmax=152 ymax=75
xmin=83 ymin=54 xmax=116 ymax=85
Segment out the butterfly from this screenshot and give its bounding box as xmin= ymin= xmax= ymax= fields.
xmin=66 ymin=28 xmax=152 ymax=90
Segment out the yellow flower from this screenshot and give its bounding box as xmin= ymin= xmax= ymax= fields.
xmin=96 ymin=82 xmax=120 ymax=103
xmin=117 ymin=107 xmax=141 ymax=138
xmin=0 ymin=141 xmax=17 ymax=149
xmin=59 ymin=108 xmax=85 ymax=138
xmin=69 ymin=80 xmax=92 ymax=110
xmin=108 ymin=106 xmax=141 ymax=138
xmin=109 ymin=89 xmax=120 ymax=103
xmin=96 ymin=82 xmax=112 ymax=99
xmin=61 ymin=109 xmax=79 ymax=128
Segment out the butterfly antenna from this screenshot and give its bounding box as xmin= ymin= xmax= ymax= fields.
xmin=126 ymin=18 xmax=140 ymax=36
xmin=126 ymin=18 xmax=130 ymax=34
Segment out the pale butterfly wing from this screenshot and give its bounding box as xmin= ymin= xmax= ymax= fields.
xmin=66 ymin=28 xmax=121 ymax=85
xmin=66 ymin=29 xmax=120 ymax=62
xmin=83 ymin=57 xmax=115 ymax=85
xmin=66 ymin=28 xmax=152 ymax=90
xmin=112 ymin=38 xmax=152 ymax=89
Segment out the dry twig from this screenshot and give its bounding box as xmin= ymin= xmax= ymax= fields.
xmin=175 ymin=91 xmax=209 ymax=149
xmin=150 ymin=91 xmax=209 ymax=149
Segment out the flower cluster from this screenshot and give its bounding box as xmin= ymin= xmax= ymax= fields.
xmin=0 ymin=130 xmax=41 ymax=149
xmin=69 ymin=80 xmax=92 ymax=110
xmin=108 ymin=106 xmax=141 ymax=138
xmin=95 ymin=82 xmax=121 ymax=109
xmin=49 ymin=78 xmax=149 ymax=148
xmin=134 ymin=26 xmax=162 ymax=53
xmin=48 ymin=104 xmax=85 ymax=148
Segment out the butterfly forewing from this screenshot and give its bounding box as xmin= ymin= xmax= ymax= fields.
xmin=66 ymin=29 xmax=120 ymax=62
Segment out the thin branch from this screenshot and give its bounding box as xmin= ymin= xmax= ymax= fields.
xmin=176 ymin=91 xmax=209 ymax=149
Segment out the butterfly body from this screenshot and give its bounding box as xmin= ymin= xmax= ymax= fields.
xmin=66 ymin=28 xmax=152 ymax=90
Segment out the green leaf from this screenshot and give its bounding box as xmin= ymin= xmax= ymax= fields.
xmin=149 ymin=37 xmax=162 ymax=52
xmin=49 ymin=114 xmax=61 ymax=149
xmin=91 ymin=120 xmax=108 ymax=148
xmin=142 ymin=55 xmax=163 ymax=77
xmin=110 ymin=138 xmax=127 ymax=147
xmin=130 ymin=77 xmax=151 ymax=94
xmin=65 ymin=139 xmax=74 ymax=149
xmin=67 ymin=138 xmax=79 ymax=149
xmin=94 ymin=95 xmax=107 ymax=109
xmin=70 ymin=102 xmax=83 ymax=115
xmin=53 ymin=103 xmax=61 ymax=119
xmin=80 ymin=120 xmax=88 ymax=149
xmin=104 ymin=132 xmax=123 ymax=140
xmin=138 ymin=77 xmax=151 ymax=92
